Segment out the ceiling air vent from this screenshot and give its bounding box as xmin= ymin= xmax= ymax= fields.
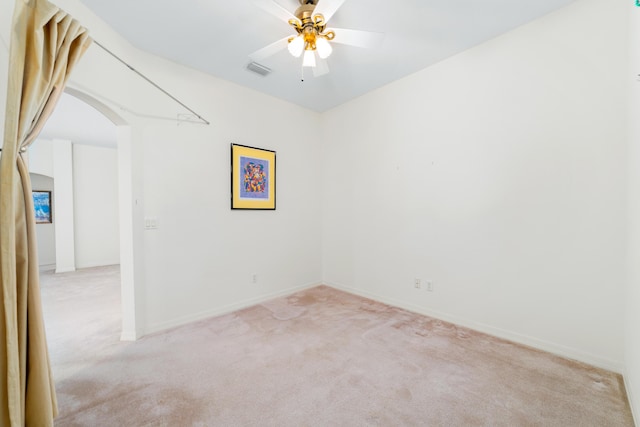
xmin=246 ymin=62 xmax=272 ymax=77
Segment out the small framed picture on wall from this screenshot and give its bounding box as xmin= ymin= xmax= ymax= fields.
xmin=230 ymin=143 xmax=276 ymax=210
xmin=32 ymin=190 xmax=52 ymax=223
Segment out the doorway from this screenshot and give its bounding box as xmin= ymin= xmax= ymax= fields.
xmin=29 ymin=89 xmax=137 ymax=341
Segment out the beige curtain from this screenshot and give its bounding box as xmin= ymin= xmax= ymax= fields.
xmin=0 ymin=0 xmax=91 ymax=425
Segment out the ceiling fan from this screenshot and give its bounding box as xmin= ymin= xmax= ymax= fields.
xmin=250 ymin=0 xmax=384 ymax=78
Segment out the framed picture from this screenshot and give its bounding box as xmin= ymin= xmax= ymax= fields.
xmin=33 ymin=190 xmax=52 ymax=223
xmin=231 ymin=143 xmax=276 ymax=210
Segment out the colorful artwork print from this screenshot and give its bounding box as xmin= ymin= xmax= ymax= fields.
xmin=231 ymin=143 xmax=275 ymax=210
xmin=240 ymin=156 xmax=269 ymax=200
xmin=33 ymin=191 xmax=52 ymax=223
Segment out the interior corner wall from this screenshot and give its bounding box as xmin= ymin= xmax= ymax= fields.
xmin=626 ymin=1 xmax=640 ymax=422
xmin=139 ymin=71 xmax=323 ymax=333
xmin=43 ymin=0 xmax=324 ymax=335
xmin=322 ymin=0 xmax=628 ymax=372
xmin=2 ymin=0 xmax=631 ymax=387
xmin=72 ymin=143 xmax=120 ymax=268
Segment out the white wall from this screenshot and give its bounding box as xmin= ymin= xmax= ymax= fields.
xmin=73 ymin=143 xmax=119 ymax=268
xmin=52 ymin=139 xmax=76 ymax=273
xmin=1 ymin=0 xmax=635 ymax=401
xmin=28 ymin=142 xmax=56 ymax=271
xmin=27 ymin=140 xmax=121 ymax=270
xmin=28 ymin=138 xmax=54 ymax=177
xmin=30 ymin=173 xmax=56 ymax=270
xmin=139 ymin=71 xmax=323 ymax=333
xmin=33 ymin=0 xmax=325 ymax=335
xmin=322 ymin=0 xmax=628 ymax=372
xmin=626 ymin=1 xmax=640 ymax=422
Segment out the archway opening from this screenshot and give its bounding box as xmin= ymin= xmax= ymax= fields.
xmin=29 ymin=89 xmax=137 ymax=343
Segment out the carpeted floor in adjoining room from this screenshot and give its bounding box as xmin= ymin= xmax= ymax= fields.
xmin=40 ymin=266 xmax=634 ymax=426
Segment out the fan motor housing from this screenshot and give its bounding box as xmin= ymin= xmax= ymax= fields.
xmin=295 ymin=0 xmax=318 ymax=20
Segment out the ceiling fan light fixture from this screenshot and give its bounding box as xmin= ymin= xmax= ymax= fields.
xmin=302 ymin=49 xmax=316 ymax=67
xmin=288 ymin=35 xmax=305 ymax=58
xmin=315 ymin=36 xmax=332 ymax=59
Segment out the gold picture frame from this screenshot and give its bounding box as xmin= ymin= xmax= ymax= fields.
xmin=231 ymin=143 xmax=276 ymax=210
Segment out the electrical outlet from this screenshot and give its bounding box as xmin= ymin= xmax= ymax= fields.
xmin=144 ymin=217 xmax=158 ymax=230
xmin=426 ymin=281 xmax=434 ymax=292
xmin=252 ymin=274 xmax=257 ymax=284
xmin=414 ymin=278 xmax=421 ymax=289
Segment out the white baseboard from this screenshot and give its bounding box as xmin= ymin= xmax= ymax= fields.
xmin=143 ymin=281 xmax=322 ymax=336
xmin=39 ymin=263 xmax=56 ymax=272
xmin=120 ymin=330 xmax=138 ymax=342
xmin=76 ymin=259 xmax=121 ymax=269
xmin=325 ymin=281 xmax=624 ymax=374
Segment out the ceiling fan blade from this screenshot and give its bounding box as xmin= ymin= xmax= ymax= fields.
xmin=253 ymin=0 xmax=296 ymax=23
xmin=313 ymin=0 xmax=347 ymax=24
xmin=330 ymin=28 xmax=385 ymax=49
xmin=313 ymin=56 xmax=330 ymax=77
xmin=249 ymin=36 xmax=290 ymax=62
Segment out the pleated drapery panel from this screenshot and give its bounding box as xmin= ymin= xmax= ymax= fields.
xmin=0 ymin=0 xmax=91 ymax=425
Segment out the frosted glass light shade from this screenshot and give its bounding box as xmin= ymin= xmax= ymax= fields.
xmin=288 ymin=36 xmax=304 ymax=58
xmin=303 ymin=49 xmax=316 ymax=67
xmin=316 ymin=37 xmax=332 ymax=59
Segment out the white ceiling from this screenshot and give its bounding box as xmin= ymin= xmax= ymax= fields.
xmin=78 ymin=0 xmax=577 ymax=113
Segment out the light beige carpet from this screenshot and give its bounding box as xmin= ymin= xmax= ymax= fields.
xmin=41 ymin=266 xmax=634 ymax=426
